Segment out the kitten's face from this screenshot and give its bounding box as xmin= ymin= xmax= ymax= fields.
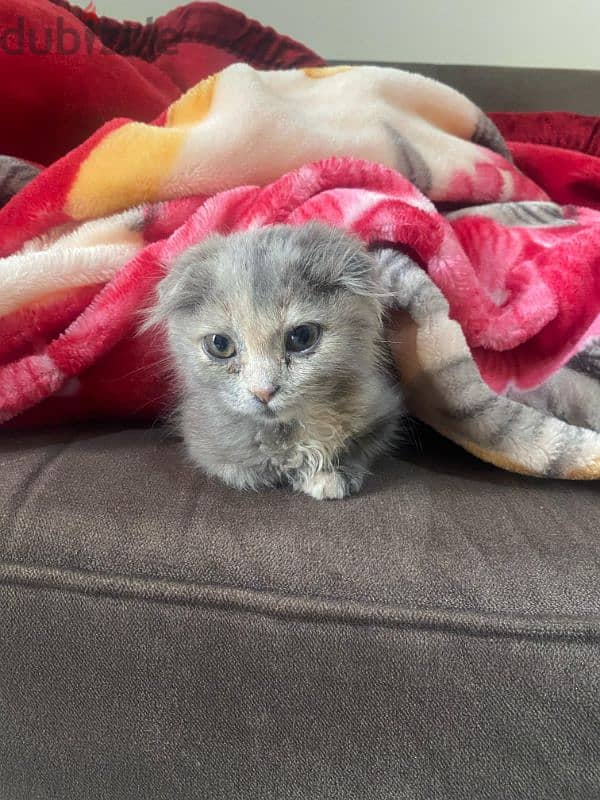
xmin=152 ymin=223 xmax=383 ymax=423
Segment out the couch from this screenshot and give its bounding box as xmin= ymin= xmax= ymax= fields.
xmin=1 ymin=64 xmax=599 ymax=800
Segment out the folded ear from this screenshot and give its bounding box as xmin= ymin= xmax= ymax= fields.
xmin=139 ymin=234 xmax=226 ymax=334
xmin=336 ymin=246 xmax=380 ymax=297
xmin=292 ymin=221 xmax=379 ymax=297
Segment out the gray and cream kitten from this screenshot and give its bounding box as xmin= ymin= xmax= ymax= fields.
xmin=148 ymin=223 xmax=401 ymax=499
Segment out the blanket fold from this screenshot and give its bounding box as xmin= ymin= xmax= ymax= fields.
xmin=1 ymin=60 xmax=599 ymax=479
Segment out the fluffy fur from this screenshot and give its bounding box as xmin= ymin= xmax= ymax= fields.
xmin=148 ymin=223 xmax=402 ymax=499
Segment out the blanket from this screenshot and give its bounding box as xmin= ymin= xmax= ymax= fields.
xmin=0 ymin=0 xmax=323 ymax=165
xmin=1 ymin=63 xmax=600 ymax=479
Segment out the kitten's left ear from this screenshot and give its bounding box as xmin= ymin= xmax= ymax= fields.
xmin=139 ymin=235 xmax=225 ymax=333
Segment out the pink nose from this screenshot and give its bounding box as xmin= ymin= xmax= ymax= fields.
xmin=251 ymin=386 xmax=278 ymax=404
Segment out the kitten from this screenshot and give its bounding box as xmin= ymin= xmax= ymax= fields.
xmin=147 ymin=222 xmax=402 ymax=499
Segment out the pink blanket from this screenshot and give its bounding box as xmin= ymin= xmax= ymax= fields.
xmin=1 ymin=64 xmax=599 ymax=478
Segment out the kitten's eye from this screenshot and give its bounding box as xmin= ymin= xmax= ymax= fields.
xmin=203 ymin=334 xmax=236 ymax=359
xmin=285 ymin=323 xmax=321 ymax=354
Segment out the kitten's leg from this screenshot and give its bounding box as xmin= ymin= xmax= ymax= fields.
xmin=336 ymin=412 xmax=400 ymax=497
xmin=210 ymin=462 xmax=276 ymax=492
xmin=295 ymin=412 xmax=398 ymax=500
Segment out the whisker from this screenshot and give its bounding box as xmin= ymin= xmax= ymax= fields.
xmin=132 ymin=390 xmax=175 ymax=415
xmin=99 ymin=356 xmax=174 ymax=384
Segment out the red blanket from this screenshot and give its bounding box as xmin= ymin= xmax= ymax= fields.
xmin=0 ymin=0 xmax=323 ymax=165
xmin=490 ymin=111 xmax=600 ymax=210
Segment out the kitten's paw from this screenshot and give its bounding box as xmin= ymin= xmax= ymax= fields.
xmin=301 ymin=470 xmax=349 ymax=501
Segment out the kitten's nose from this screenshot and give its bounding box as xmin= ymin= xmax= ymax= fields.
xmin=251 ymin=385 xmax=279 ymax=405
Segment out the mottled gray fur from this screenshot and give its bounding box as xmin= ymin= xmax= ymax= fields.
xmin=146 ymin=223 xmax=402 ymax=499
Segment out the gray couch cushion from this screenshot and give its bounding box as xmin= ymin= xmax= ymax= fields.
xmin=1 ymin=425 xmax=599 ymax=621
xmin=0 ymin=425 xmax=599 ymax=798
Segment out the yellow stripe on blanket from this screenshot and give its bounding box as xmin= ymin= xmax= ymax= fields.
xmin=445 ymin=434 xmax=539 ymax=478
xmin=66 ymin=123 xmax=185 ymax=220
xmin=567 ymin=458 xmax=600 ymax=479
xmin=166 ymin=74 xmax=218 ymax=127
xmin=303 ymin=66 xmax=352 ymax=79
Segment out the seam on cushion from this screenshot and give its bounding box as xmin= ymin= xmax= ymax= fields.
xmin=0 ymin=562 xmax=599 ymax=644
xmin=4 ymin=439 xmax=78 ymax=524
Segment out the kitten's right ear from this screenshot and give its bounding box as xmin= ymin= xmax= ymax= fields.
xmin=138 ymin=235 xmax=225 ymax=334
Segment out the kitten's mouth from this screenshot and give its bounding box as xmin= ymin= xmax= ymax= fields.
xmin=240 ymin=396 xmax=293 ymax=423
xmin=259 ymin=404 xmax=281 ymax=421
xmin=254 ymin=399 xmax=295 ymax=424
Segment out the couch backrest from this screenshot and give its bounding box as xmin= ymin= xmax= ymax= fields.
xmin=332 ymin=61 xmax=600 ymax=114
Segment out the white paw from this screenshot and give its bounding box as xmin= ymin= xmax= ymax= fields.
xmin=302 ymin=471 xmax=349 ymax=500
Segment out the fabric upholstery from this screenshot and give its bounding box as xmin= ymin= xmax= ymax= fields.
xmin=0 ymin=425 xmax=599 ymax=799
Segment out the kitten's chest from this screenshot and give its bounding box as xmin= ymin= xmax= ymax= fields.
xmin=252 ymin=424 xmax=303 ymax=470
xmin=253 ymin=415 xmax=348 ymax=473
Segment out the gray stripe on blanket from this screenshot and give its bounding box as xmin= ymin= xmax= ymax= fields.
xmin=471 ymin=112 xmax=513 ymax=161
xmin=0 ymin=156 xmax=40 ymax=208
xmin=440 ymin=374 xmax=530 ymax=449
xmin=373 ymin=248 xmax=449 ymax=320
xmin=443 ymin=395 xmax=498 ymax=422
xmin=445 ymin=201 xmax=572 ymax=227
xmin=567 ymin=339 xmax=600 ymax=380
xmin=430 ymin=357 xmax=554 ymax=456
xmin=383 ymin=123 xmax=432 ymax=193
xmin=544 ymin=428 xmax=588 ymax=479
xmin=408 ymin=357 xmax=532 ymax=450
xmin=484 ymin=403 xmax=528 ymax=449
xmin=508 ymin=363 xmax=600 ymax=433
xmin=428 ymin=355 xmax=472 ymax=381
